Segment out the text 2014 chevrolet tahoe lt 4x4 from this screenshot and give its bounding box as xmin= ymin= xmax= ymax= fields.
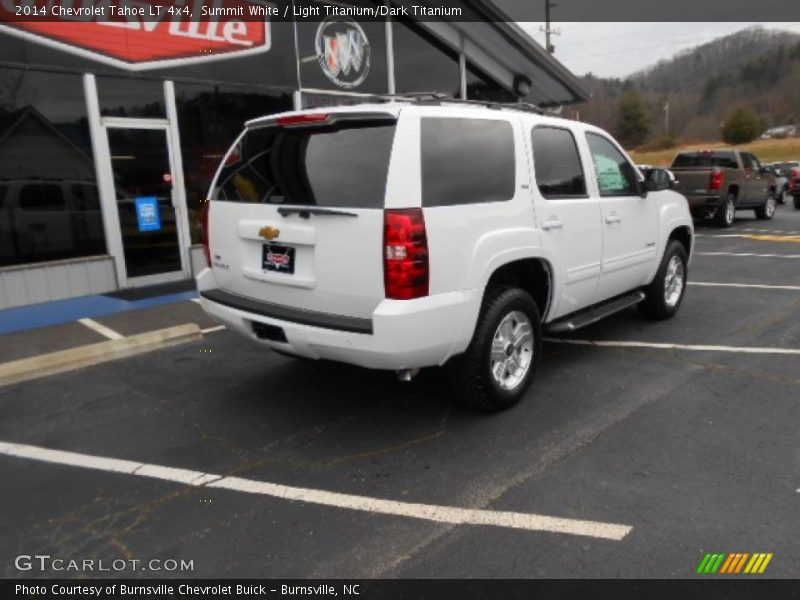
xmin=197 ymin=102 xmax=693 ymax=411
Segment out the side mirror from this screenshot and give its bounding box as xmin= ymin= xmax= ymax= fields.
xmin=644 ymin=168 xmax=672 ymax=193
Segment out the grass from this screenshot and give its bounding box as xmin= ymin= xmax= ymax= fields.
xmin=629 ymin=137 xmax=800 ymax=167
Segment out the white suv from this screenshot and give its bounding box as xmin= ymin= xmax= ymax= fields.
xmin=197 ymin=100 xmax=693 ymax=411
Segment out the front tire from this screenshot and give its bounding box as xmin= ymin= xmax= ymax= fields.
xmin=448 ymin=287 xmax=541 ymax=412
xmin=714 ymin=193 xmax=736 ymax=228
xmin=639 ymin=240 xmax=688 ymax=320
xmin=755 ymin=192 xmax=777 ymax=220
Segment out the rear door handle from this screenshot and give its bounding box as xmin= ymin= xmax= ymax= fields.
xmin=605 ymin=215 xmax=622 ymax=224
xmin=541 ymin=218 xmax=563 ymax=231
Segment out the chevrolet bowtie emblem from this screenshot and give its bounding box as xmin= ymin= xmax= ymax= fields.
xmin=259 ymin=226 xmax=280 ymax=240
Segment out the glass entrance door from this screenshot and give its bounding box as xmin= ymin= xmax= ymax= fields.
xmin=106 ymin=127 xmax=185 ymax=281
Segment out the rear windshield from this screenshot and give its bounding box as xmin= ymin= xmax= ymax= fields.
xmin=212 ymin=121 xmax=396 ymax=209
xmin=671 ymin=153 xmax=738 ymax=169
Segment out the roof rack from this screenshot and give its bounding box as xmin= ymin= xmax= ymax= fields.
xmin=362 ymin=92 xmax=563 ymax=117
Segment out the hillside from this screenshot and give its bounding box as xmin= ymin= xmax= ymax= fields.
xmin=573 ymin=27 xmax=800 ymax=148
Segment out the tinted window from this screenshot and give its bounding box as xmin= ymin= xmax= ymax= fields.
xmin=0 ymin=67 xmax=104 ymax=266
xmin=532 ymin=127 xmax=586 ymax=198
xmin=421 ymin=118 xmax=515 ymax=207
xmin=586 ymin=133 xmax=638 ymax=197
xmin=213 ymin=122 xmax=396 ymax=209
xmin=742 ymin=153 xmax=760 ymax=170
xmin=671 ymin=153 xmax=738 ymax=169
xmin=19 ymin=185 xmax=65 ymax=211
xmin=97 ymin=76 xmax=165 ymax=118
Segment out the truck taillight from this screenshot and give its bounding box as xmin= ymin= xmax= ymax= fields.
xmin=709 ymin=170 xmax=725 ymax=191
xmin=791 ymin=168 xmax=800 ymax=188
xmin=384 ymin=209 xmax=429 ymax=300
xmin=201 ymin=200 xmax=211 ymax=267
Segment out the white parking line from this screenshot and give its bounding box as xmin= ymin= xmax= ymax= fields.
xmin=77 ymin=318 xmax=124 ymax=341
xmin=201 ymin=325 xmax=226 ymax=334
xmin=190 ymin=298 xmax=202 ymax=305
xmin=696 ymin=252 xmax=800 ymax=259
xmin=0 ymin=440 xmax=632 ymax=541
xmin=689 ymin=282 xmax=800 ymax=291
xmin=545 ymin=338 xmax=800 ymax=356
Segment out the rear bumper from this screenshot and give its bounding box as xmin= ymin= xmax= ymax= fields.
xmin=197 ymin=279 xmax=480 ymax=370
xmin=685 ymin=194 xmax=724 ymax=218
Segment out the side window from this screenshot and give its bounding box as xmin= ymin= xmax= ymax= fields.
xmin=19 ymin=184 xmax=65 ymax=211
xmin=741 ymin=153 xmax=755 ymax=170
xmin=586 ymin=133 xmax=639 ymax=197
xmin=747 ymin=154 xmax=761 ymax=171
xmin=421 ymin=117 xmax=515 ymax=207
xmin=531 ymin=126 xmax=587 ymax=199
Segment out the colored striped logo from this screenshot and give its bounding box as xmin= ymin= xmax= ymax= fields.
xmin=697 ymin=553 xmax=773 ymax=574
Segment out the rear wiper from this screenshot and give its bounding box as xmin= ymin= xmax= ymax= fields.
xmin=277 ymin=206 xmax=359 ymax=219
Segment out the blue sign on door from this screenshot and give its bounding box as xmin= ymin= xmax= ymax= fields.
xmin=135 ymin=196 xmax=162 ymax=232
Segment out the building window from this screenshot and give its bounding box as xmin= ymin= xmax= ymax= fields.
xmin=466 ymin=63 xmax=518 ymax=103
xmin=0 ymin=67 xmax=105 ymax=267
xmin=393 ymin=20 xmax=460 ymax=97
xmin=174 ymin=83 xmax=293 ymax=244
xmin=97 ymin=76 xmax=166 ymax=118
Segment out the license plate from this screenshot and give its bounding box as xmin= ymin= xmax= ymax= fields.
xmin=262 ymin=243 xmax=295 ymax=274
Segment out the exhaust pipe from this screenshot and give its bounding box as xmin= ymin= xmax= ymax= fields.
xmin=396 ymin=368 xmax=420 ymax=382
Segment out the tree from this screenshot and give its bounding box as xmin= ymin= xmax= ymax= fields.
xmin=721 ymin=106 xmax=762 ymax=144
xmin=616 ymin=89 xmax=650 ymax=148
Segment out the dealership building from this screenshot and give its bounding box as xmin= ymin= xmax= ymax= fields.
xmin=0 ymin=2 xmax=587 ymax=309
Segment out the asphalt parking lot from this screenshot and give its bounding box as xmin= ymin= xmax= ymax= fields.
xmin=2 ymin=206 xmax=799 ymax=579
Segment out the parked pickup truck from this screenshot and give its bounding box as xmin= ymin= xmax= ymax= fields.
xmin=670 ymin=150 xmax=778 ymax=227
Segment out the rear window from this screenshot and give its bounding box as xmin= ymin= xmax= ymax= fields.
xmin=671 ymin=153 xmax=738 ymax=169
xmin=421 ymin=117 xmax=515 ymax=207
xmin=212 ymin=120 xmax=396 ymax=209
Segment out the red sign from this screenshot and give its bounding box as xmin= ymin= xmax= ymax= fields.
xmin=0 ymin=0 xmax=271 ymax=70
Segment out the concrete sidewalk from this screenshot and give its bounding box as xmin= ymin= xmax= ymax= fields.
xmin=0 ymin=281 xmax=218 ymax=364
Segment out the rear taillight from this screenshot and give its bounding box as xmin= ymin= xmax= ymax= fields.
xmin=201 ymin=200 xmax=211 ymax=267
xmin=709 ymin=170 xmax=725 ymax=191
xmin=277 ymin=113 xmax=330 ymax=127
xmin=384 ymin=209 xmax=429 ymax=300
xmin=791 ymin=168 xmax=800 ymax=189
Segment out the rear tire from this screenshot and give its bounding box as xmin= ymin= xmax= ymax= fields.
xmin=714 ymin=193 xmax=736 ymax=228
xmin=639 ymin=240 xmax=688 ymax=320
xmin=794 ymin=196 xmax=800 ymax=210
xmin=447 ymin=287 xmax=541 ymax=412
xmin=755 ymin=192 xmax=777 ymax=220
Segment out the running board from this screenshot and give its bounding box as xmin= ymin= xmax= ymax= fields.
xmin=545 ymin=291 xmax=646 ymax=334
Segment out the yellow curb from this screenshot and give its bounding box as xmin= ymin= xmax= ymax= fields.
xmin=0 ymin=324 xmax=202 ymax=387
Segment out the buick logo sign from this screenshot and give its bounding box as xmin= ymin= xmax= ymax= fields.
xmin=315 ymin=17 xmax=370 ymax=89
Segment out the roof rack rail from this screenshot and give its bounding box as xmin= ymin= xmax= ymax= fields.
xmin=374 ymin=92 xmax=559 ymax=117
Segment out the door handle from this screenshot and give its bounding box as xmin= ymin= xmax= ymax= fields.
xmin=541 ymin=218 xmax=563 ymax=231
xmin=605 ymin=215 xmax=622 ymax=224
